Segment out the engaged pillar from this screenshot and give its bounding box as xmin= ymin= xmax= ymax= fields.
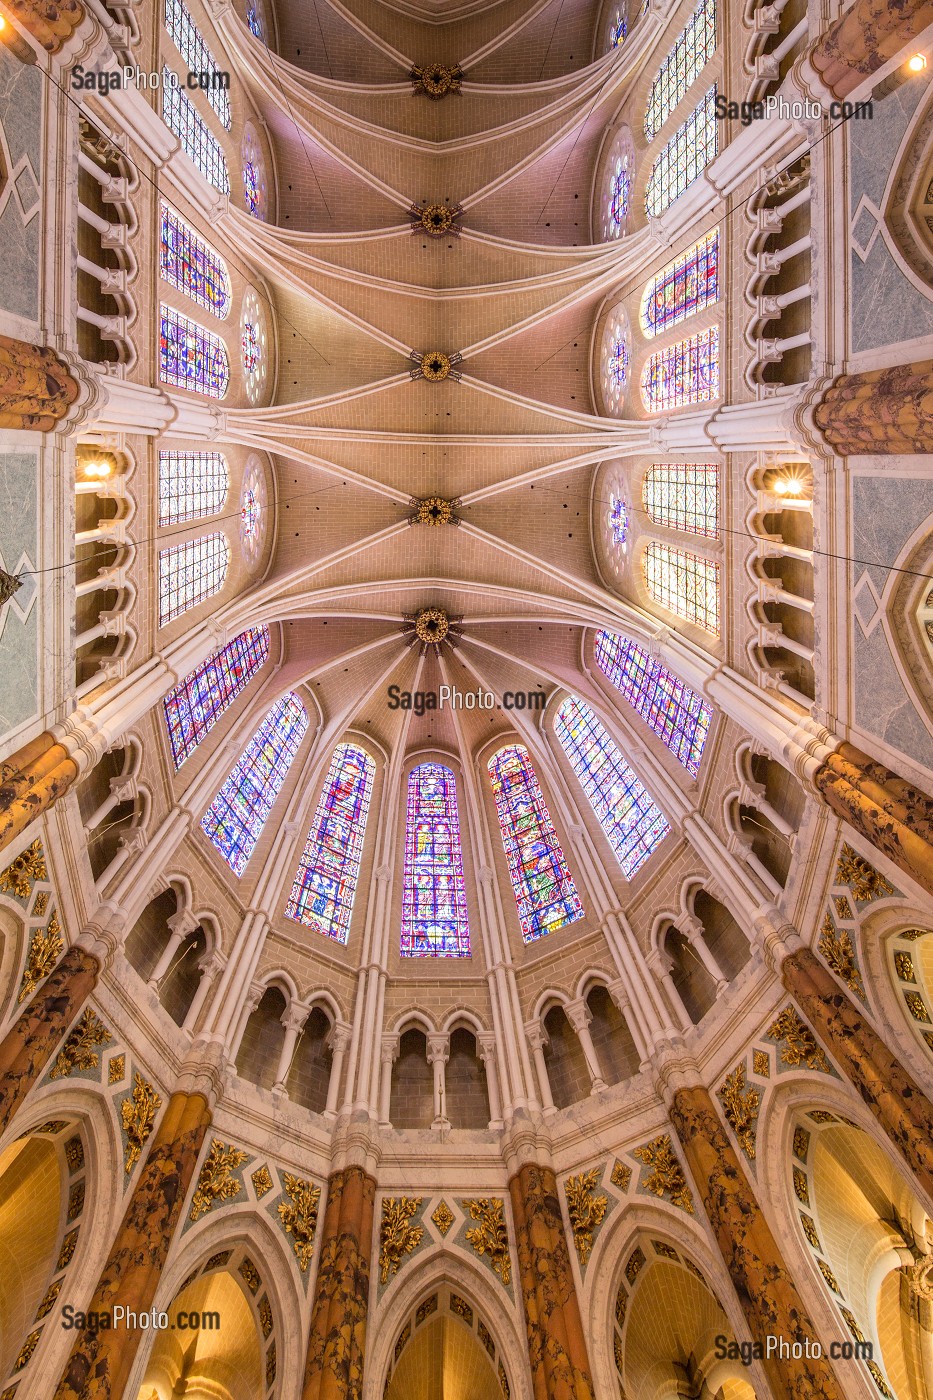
xmin=302 ymin=1164 xmax=376 ymax=1400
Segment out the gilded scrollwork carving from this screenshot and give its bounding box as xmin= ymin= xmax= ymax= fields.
xmin=632 ymin=1134 xmax=694 ymax=1214
xmin=379 ymin=1197 xmax=423 ymax=1284
xmin=463 ymin=1198 xmax=511 ymax=1285
xmin=818 ymin=916 xmax=866 ymax=999
xmin=277 ymin=1172 xmax=321 ymax=1271
xmin=835 ymin=843 xmax=894 ymax=902
xmin=767 ymin=1006 xmax=830 ymax=1073
xmin=49 ymin=1007 xmax=111 ymax=1079
xmin=0 ymin=838 xmax=47 ymax=899
xmin=18 ymin=913 xmax=64 ymax=1002
xmin=189 ymin=1139 xmax=248 ymax=1221
xmin=717 ymin=1064 xmax=761 ymax=1159
xmin=563 ymin=1167 xmax=608 ymax=1265
xmin=119 ymin=1073 xmax=162 ymax=1173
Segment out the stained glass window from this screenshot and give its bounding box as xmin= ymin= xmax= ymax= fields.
xmin=601 ymin=309 xmax=631 ymax=416
xmin=163 ymin=626 xmax=270 ymax=768
xmin=200 ymin=692 xmax=309 ymax=876
xmin=162 ymin=69 xmax=230 ymax=194
xmin=608 ymin=6 xmax=627 ymax=48
xmin=158 ymin=450 xmax=229 ymax=525
xmin=164 ymin=0 xmax=231 ymax=129
xmin=240 ymin=290 xmax=267 ymax=403
xmin=643 ymin=542 xmax=720 ymax=634
xmin=158 ymin=533 xmax=230 ymax=625
xmin=646 ymin=87 xmax=718 ymax=217
xmin=609 ymin=495 xmax=629 ymax=548
xmin=400 ymin=764 xmax=471 ymax=957
xmin=240 ymin=455 xmax=266 ymax=565
xmin=242 ymin=124 xmax=267 ymax=220
xmin=594 ymin=631 xmax=713 ymax=775
xmin=246 ymin=0 xmax=264 ymax=40
xmin=487 ymin=745 xmax=583 ymax=942
xmin=643 ymin=463 xmax=719 ymax=537
xmin=160 ymin=305 xmax=230 ymax=398
xmin=601 ymin=128 xmax=635 ymax=241
xmin=640 ymin=228 xmax=719 ymax=336
xmin=285 ymin=743 xmax=375 ymax=943
xmin=645 ymin=0 xmax=716 ymax=139
xmin=555 ymin=696 xmax=669 ymax=879
xmin=159 ymin=202 xmax=231 ymax=318
xmin=641 ymin=327 xmax=719 ymax=412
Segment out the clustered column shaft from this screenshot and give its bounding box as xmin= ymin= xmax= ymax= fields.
xmin=302 ymin=1165 xmax=377 ymax=1400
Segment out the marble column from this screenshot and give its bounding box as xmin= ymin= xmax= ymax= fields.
xmin=427 ymin=1034 xmax=450 ymax=1127
xmin=478 ymin=1032 xmax=503 ymax=1127
xmin=564 ymin=1000 xmax=607 ymax=1093
xmin=0 ymin=732 xmax=79 ymax=856
xmin=273 ymin=1006 xmax=308 ymax=1093
xmin=810 ymin=0 xmax=933 ymax=98
xmin=324 ymin=1024 xmax=351 ymax=1117
xmin=302 ymin=1164 xmax=377 ymax=1400
xmin=0 ymin=334 xmax=80 ymax=425
xmin=378 ymin=1034 xmax=399 ymax=1125
xmin=0 ymin=944 xmax=101 ymax=1134
xmin=668 ymin=1086 xmax=845 ymax=1400
xmin=508 ymin=1162 xmax=595 ymax=1400
xmin=678 ymin=915 xmax=729 ymax=992
xmin=813 ymin=359 xmax=933 ymax=454
xmin=53 ymin=1086 xmax=214 ymax=1400
xmin=525 ymin=1022 xmax=555 ymax=1113
xmin=783 ymin=948 xmax=933 ymax=1201
xmin=813 ymin=742 xmax=933 ymax=897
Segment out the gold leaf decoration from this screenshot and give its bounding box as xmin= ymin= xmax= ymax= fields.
xmin=18 ymin=915 xmax=64 ymax=1002
xmin=259 ymin=1295 xmax=273 ymax=1339
xmin=835 ymin=844 xmax=894 ymax=902
xmin=894 ymin=951 xmax=916 ymax=983
xmin=624 ymin=1245 xmax=645 ymax=1285
xmin=189 ymin=1139 xmax=248 ymax=1221
xmin=431 ymin=1200 xmax=454 ymax=1236
xmin=793 ymin=1126 xmax=810 ymax=1161
xmin=239 ymin=1257 xmax=261 ymax=1293
xmin=108 ymin=1054 xmax=126 ymax=1084
xmin=564 ymin=1167 xmax=608 ymax=1266
xmin=252 ymin=1165 xmax=273 ymax=1198
xmin=0 ymin=839 xmax=47 ymax=899
xmin=717 ymin=1064 xmax=760 ymax=1159
xmin=904 ymin=991 xmax=931 ymax=1023
xmin=120 ymin=1073 xmax=162 ymax=1173
xmin=800 ymin=1213 xmax=821 ymax=1249
xmin=277 ymin=1172 xmax=321 ymax=1271
xmin=767 ymin=1006 xmax=830 ymax=1073
xmin=379 ymin=1197 xmax=423 ymax=1284
xmin=463 ymin=1198 xmax=511 ymax=1285
xmin=13 ymin=1328 xmax=41 ymax=1371
xmin=818 ymin=916 xmax=865 ymax=999
xmin=752 ymin=1049 xmax=770 ymax=1078
xmin=833 ymin=895 xmax=854 ymax=921
xmin=632 ymin=1135 xmax=694 ymax=1214
xmin=792 ymin=1167 xmax=810 ymax=1205
xmin=610 ymin=1160 xmax=632 ymax=1192
xmin=818 ymin=1258 xmax=839 ymax=1292
xmin=49 ymin=1008 xmax=111 ymax=1079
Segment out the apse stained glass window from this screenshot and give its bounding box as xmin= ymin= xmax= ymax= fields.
xmin=285 ymin=743 xmax=375 ymax=943
xmin=643 ymin=542 xmax=720 ymax=634
xmin=242 ymin=124 xmax=267 ymax=220
xmin=401 ymin=763 xmax=471 ymax=957
xmin=159 ymin=202 xmax=231 ymax=318
xmin=640 ymin=228 xmax=719 ymax=337
xmin=609 ymin=495 xmax=629 ymax=548
xmin=601 ymin=310 xmax=631 ymax=416
xmin=607 ymin=6 xmax=627 ymax=48
xmin=160 ymin=305 xmax=230 ymax=398
xmin=162 ymin=70 xmax=230 ymax=194
xmin=645 ymin=87 xmax=717 ymax=217
xmin=158 ymin=533 xmax=229 ymax=625
xmin=645 ymin=0 xmax=716 ymax=140
xmin=240 ymin=290 xmax=267 ymax=403
xmin=200 ymin=692 xmax=309 ymax=876
xmin=158 ymin=450 xmax=229 ymax=525
xmin=246 ymin=0 xmax=264 ymax=40
xmin=643 ymin=463 xmax=719 ymax=538
xmin=594 ymin=631 xmax=712 ymax=775
xmin=164 ymin=0 xmax=231 ymax=129
xmin=641 ymin=327 xmax=719 ymax=412
xmin=601 ymin=128 xmax=635 ymax=241
xmin=163 ymin=626 xmax=270 ymax=768
xmin=555 ymin=696 xmax=669 ymax=879
xmin=240 ymin=455 xmax=266 ymax=566
xmin=487 ymin=746 xmax=583 ymax=942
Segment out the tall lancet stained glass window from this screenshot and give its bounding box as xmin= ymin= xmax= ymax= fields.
xmin=643 ymin=463 xmax=719 ymax=537
xmin=158 ymin=533 xmax=229 ymax=625
xmin=201 ymin=692 xmax=309 ymax=876
xmin=643 ymin=542 xmax=720 ymax=634
xmin=646 ymin=87 xmax=717 ymax=217
xmin=158 ymin=450 xmax=229 ymax=525
xmin=163 ymin=626 xmax=270 ymax=769
xmin=555 ymin=697 xmax=670 ymax=879
xmin=640 ymin=229 xmax=719 ymax=337
xmin=641 ymin=327 xmax=719 ymax=412
xmin=160 ymin=203 xmax=231 ymax=318
xmin=594 ymin=631 xmax=713 ymax=776
xmin=286 ymin=744 xmax=375 ymax=944
xmin=644 ymin=0 xmax=717 ymax=139
xmin=162 ymin=69 xmax=230 ymax=194
xmin=160 ymin=305 xmax=229 ymax=398
xmin=164 ymin=0 xmax=231 ymax=129
xmin=401 ymin=764 xmax=471 ymax=957
xmin=487 ymin=746 xmax=583 ymax=942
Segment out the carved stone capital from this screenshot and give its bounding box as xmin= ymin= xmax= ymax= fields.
xmin=564 ymin=998 xmax=592 ymax=1034
xmin=426 ymin=1034 xmax=450 ymax=1064
xmin=381 ymin=1033 xmax=400 ymax=1065
xmin=524 ymin=1021 xmax=548 ymax=1052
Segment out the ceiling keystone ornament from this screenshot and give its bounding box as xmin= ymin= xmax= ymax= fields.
xmin=564 ymin=1167 xmax=609 ymax=1266
xmin=409 ymin=202 xmax=463 ymax=237
xmin=409 ymin=63 xmax=463 ymax=98
xmin=717 ymin=1063 xmax=761 ymax=1159
xmin=49 ymin=1007 xmax=112 ymax=1080
xmin=401 ymin=606 xmax=464 ymax=655
xmin=276 ymin=1172 xmax=321 ymax=1271
xmin=410 ymin=349 xmax=462 ymax=382
xmin=18 ymin=914 xmax=64 ymax=1002
xmin=379 ymin=1197 xmax=424 ymax=1283
xmin=462 ymin=1198 xmax=511 ymax=1286
xmin=189 ymin=1138 xmax=248 ymax=1221
xmin=119 ymin=1072 xmax=162 ymax=1173
xmin=409 ymin=496 xmax=461 ymax=527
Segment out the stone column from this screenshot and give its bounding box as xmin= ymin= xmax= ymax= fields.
xmin=508 ymin=1161 xmax=595 ymax=1400
xmin=52 ymin=1048 xmax=221 ymax=1400
xmin=273 ymin=1006 xmax=308 ymax=1093
xmin=378 ymin=1034 xmax=399 ymax=1126
xmin=324 ymin=1023 xmax=352 ymax=1117
xmin=678 ymin=916 xmax=729 ymax=993
xmin=0 ymin=334 xmax=80 ymax=426
xmin=181 ymin=950 xmax=224 ymax=1033
xmin=564 ymin=1000 xmax=607 ymax=1093
xmin=646 ymin=948 xmax=694 ymax=1033
xmin=783 ymin=948 xmax=933 ymax=1201
xmin=812 ymin=741 xmax=933 ymax=897
xmin=0 ymin=732 xmax=79 ymax=856
xmin=478 ymin=1032 xmax=503 ymax=1127
xmin=147 ymin=910 xmax=199 ymax=989
xmin=810 ymin=0 xmax=933 ymax=98
xmin=668 ymin=1084 xmax=845 ymax=1399
xmin=427 ymin=1034 xmax=450 ymax=1128
xmin=228 ymin=981 xmax=264 ymax=1062
xmin=525 ymin=1022 xmax=555 ymax=1113
xmin=302 ymin=1164 xmax=377 ymax=1400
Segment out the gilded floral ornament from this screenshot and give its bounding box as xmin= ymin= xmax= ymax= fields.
xmin=49 ymin=1007 xmax=111 ymax=1079
xmin=401 ymin=606 xmax=464 ymax=656
xmin=189 ymin=1138 xmax=248 ymax=1221
xmin=818 ymin=916 xmax=866 ymax=999
xmin=18 ymin=913 xmax=64 ymax=1002
xmin=408 ymin=201 xmax=462 ymax=236
xmin=767 ymin=1006 xmax=830 ymax=1072
xmin=379 ymin=1197 xmax=423 ymax=1284
xmin=409 ymin=495 xmax=461 ymax=527
xmin=717 ymin=1064 xmax=760 ymax=1159
xmin=277 ymin=1172 xmax=321 ymax=1271
xmin=409 ymin=62 xmax=463 ymax=98
xmin=120 ymin=1073 xmax=162 ymax=1173
xmin=835 ymin=843 xmax=895 ymax=902
xmin=0 ymin=838 xmax=47 ymax=899
xmin=632 ymin=1135 xmax=694 ymax=1214
xmin=252 ymin=1165 xmax=273 ymax=1198
xmin=409 ymin=348 xmax=463 ymax=382
xmin=431 ymin=1200 xmax=455 ymax=1235
xmin=564 ymin=1167 xmax=609 ymax=1266
xmin=463 ymin=1198 xmax=511 ymax=1285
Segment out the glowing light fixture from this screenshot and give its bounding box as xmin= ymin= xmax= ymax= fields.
xmin=83 ymin=461 xmax=112 ymax=479
xmin=908 ymin=53 xmax=927 ymax=73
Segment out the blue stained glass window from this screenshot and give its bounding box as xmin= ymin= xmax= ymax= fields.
xmin=640 ymin=229 xmax=719 ymax=337
xmin=286 ymin=744 xmax=375 ymax=943
xmin=646 ymin=87 xmax=718 ymax=217
xmin=158 ymin=533 xmax=229 ymax=625
xmin=641 ymin=327 xmax=719 ymax=412
xmin=487 ymin=745 xmax=583 ymax=942
xmin=158 ymin=450 xmax=229 ymax=525
xmin=645 ymin=0 xmax=717 ymax=140
xmin=160 ymin=202 xmax=231 ymax=318
xmin=643 ymin=542 xmax=720 ymax=633
xmin=164 ymin=0 xmax=231 ymax=129
xmin=160 ymin=305 xmax=230 ymax=398
xmin=609 ymin=7 xmax=627 ymax=47
xmin=594 ymin=631 xmax=713 ymax=775
xmin=246 ymin=2 xmax=264 ymax=39
xmin=643 ymin=462 xmax=719 ymax=537
xmin=162 ymin=69 xmax=230 ymax=194
xmin=609 ymin=337 xmax=630 ymax=391
xmin=163 ymin=626 xmax=270 ymax=768
xmin=555 ymin=696 xmax=669 ymax=879
xmin=401 ymin=763 xmax=471 ymax=957
xmin=201 ymin=692 xmax=309 ymax=876
xmin=609 ymin=495 xmax=629 ymax=547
